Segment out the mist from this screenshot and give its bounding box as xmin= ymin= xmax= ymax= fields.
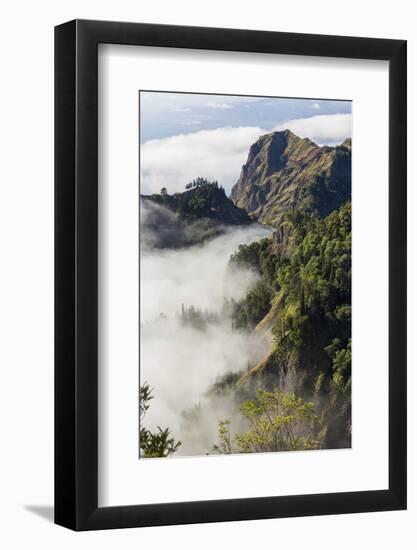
xmin=140 ymin=206 xmax=272 ymax=456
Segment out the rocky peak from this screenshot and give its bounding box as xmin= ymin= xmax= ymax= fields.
xmin=230 ymin=130 xmax=351 ymax=226
xmin=340 ymin=138 xmax=352 ymax=151
xmin=239 ymin=130 xmax=319 ymax=188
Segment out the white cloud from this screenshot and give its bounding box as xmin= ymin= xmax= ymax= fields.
xmin=170 ymin=107 xmax=192 ymax=113
xmin=141 ymin=92 xmax=261 ymax=118
xmin=204 ymin=102 xmax=233 ymax=110
xmin=141 ymin=126 xmax=265 ymax=195
xmin=274 ymin=113 xmax=351 ymax=145
xmin=181 ymin=120 xmax=201 ymax=126
xmin=141 ymin=113 xmax=351 ymax=195
xmin=312 ymin=102 xmax=321 ymax=109
xmin=141 ymin=223 xmax=272 ymax=449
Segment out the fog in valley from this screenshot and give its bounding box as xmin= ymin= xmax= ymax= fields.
xmin=138 ymin=93 xmax=352 ymax=458
xmin=140 ymin=203 xmax=272 ymax=456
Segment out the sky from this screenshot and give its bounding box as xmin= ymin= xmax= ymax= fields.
xmin=140 ymin=92 xmax=352 ymax=195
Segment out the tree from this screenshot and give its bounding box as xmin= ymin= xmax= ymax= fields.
xmin=139 ymin=382 xmax=153 ymax=424
xmin=140 ymin=426 xmax=182 ymax=458
xmin=213 ymin=388 xmax=324 ymax=455
xmin=212 ymin=420 xmax=232 ymax=454
xmin=139 ymin=382 xmax=182 ymax=458
xmin=160 ymin=187 xmax=167 ymax=196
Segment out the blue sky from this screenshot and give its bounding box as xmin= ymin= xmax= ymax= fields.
xmin=140 ymin=92 xmax=352 ymax=195
xmin=140 ymin=92 xmax=351 ymax=143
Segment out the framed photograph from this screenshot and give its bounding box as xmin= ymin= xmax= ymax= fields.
xmin=55 ymin=19 xmax=407 ymax=531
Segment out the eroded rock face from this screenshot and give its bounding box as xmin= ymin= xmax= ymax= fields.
xmin=230 ymin=130 xmax=351 ymax=226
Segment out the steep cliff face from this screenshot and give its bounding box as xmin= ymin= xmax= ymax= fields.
xmin=230 ymin=130 xmax=351 ymax=226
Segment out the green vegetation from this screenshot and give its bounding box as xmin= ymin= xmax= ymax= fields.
xmin=140 ymin=131 xmax=352 ymax=456
xmin=213 ymin=420 xmax=233 ymax=454
xmin=228 ymin=201 xmax=352 ymax=448
xmin=141 ymin=178 xmax=253 ymax=249
xmin=139 ymin=383 xmax=182 ymax=458
xmin=185 ymin=176 xmax=219 ymax=190
xmin=230 ymin=279 xmax=273 ymax=330
xmin=179 ymin=304 xmax=220 ymax=330
xmin=141 ymin=199 xmax=351 ymax=454
xmin=142 ymin=178 xmax=251 ymax=226
xmin=213 ymin=388 xmax=324 ymax=454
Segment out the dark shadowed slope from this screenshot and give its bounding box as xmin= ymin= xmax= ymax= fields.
xmin=141 ymin=180 xmax=252 ymax=249
xmin=230 ymin=130 xmax=351 ymax=226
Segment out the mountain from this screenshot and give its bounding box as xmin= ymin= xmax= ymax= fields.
xmin=228 ymin=200 xmax=352 ymax=448
xmin=224 ymin=131 xmax=352 ymax=448
xmin=230 ymin=130 xmax=351 ymax=226
xmin=141 ymin=180 xmax=251 ymax=249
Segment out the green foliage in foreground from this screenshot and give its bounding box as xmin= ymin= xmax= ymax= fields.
xmin=139 ymin=383 xmax=182 ymax=458
xmin=212 ymin=420 xmax=233 ymax=454
xmin=140 ymin=426 xmax=182 ymax=458
xmin=213 ymin=388 xmax=324 ymax=454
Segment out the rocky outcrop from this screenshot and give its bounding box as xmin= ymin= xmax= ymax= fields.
xmin=230 ymin=130 xmax=351 ymax=226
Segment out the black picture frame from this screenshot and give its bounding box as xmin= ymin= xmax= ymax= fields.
xmin=55 ymin=19 xmax=407 ymax=531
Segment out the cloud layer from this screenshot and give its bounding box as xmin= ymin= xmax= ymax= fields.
xmin=141 ymin=113 xmax=352 ymax=195
xmin=141 ymin=126 xmax=265 ymax=195
xmin=273 ymin=113 xmax=351 ymax=145
xmin=141 ymin=224 xmax=272 ymax=453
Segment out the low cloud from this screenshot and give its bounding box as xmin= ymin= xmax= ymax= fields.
xmin=140 ymin=223 xmax=272 ymax=451
xmin=205 ymin=102 xmax=233 ymax=110
xmin=170 ymin=107 xmax=192 ymax=113
xmin=274 ymin=113 xmax=351 ymax=145
xmin=141 ymin=113 xmax=351 ymax=195
xmin=181 ymin=120 xmax=202 ymax=126
xmin=141 ymin=126 xmax=265 ymax=195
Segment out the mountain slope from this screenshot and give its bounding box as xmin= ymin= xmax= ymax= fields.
xmin=143 ymin=180 xmax=251 ymax=225
xmin=228 ymin=201 xmax=352 ymax=448
xmin=230 ymin=130 xmax=351 ymax=226
xmin=141 ymin=180 xmax=251 ymax=249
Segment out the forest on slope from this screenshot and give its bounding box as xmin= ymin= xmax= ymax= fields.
xmin=223 ymin=201 xmax=351 ymax=450
xmin=141 ymin=178 xmax=251 ymax=249
xmin=139 ymin=131 xmax=351 ymax=458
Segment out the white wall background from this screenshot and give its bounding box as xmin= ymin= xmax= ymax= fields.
xmin=0 ymin=1 xmax=415 ymax=547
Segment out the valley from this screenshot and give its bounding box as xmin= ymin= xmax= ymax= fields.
xmin=139 ymin=129 xmax=352 ymax=458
